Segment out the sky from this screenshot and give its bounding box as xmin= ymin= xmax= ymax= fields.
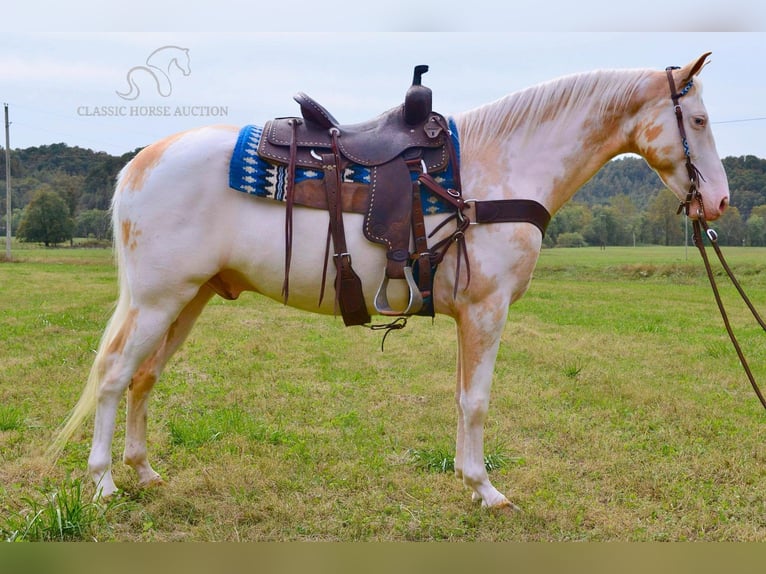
xmin=3 ymin=19 xmax=766 ymax=159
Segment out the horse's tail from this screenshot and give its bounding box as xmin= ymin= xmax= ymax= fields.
xmin=47 ymin=170 xmax=133 ymax=462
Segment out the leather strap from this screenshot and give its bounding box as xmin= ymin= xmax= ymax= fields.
xmin=692 ymin=219 xmax=766 ymax=410
xmin=282 ymin=118 xmax=300 ymax=302
xmin=418 ymin=173 xmax=551 ymax=237
xmin=408 ymin=160 xmax=433 ymax=299
xmin=473 ymin=199 xmax=551 ymax=236
xmin=666 ymin=67 xmax=704 ymax=215
xmin=322 ymin=136 xmax=371 ymax=326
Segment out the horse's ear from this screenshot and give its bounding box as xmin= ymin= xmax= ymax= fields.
xmin=681 ymin=52 xmax=712 ymax=84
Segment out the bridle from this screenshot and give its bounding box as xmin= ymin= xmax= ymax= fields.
xmin=667 ymin=67 xmax=705 ymax=219
xmin=666 ymin=66 xmax=766 ymax=411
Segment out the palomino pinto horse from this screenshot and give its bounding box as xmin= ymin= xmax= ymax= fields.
xmin=51 ymin=53 xmax=729 ymax=510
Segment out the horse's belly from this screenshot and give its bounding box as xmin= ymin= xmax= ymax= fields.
xmin=225 ymin=201 xmax=401 ymax=314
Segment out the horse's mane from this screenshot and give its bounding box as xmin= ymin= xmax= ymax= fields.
xmin=456 ymin=68 xmax=654 ymax=150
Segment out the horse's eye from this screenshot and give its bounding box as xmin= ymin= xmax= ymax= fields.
xmin=693 ymin=116 xmax=707 ymax=128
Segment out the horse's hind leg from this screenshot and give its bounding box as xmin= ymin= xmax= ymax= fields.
xmin=122 ymin=285 xmax=215 ymax=488
xmin=89 ymin=290 xmax=199 ymax=498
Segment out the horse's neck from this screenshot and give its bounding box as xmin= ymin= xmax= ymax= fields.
xmin=456 ymin=69 xmax=650 ymax=215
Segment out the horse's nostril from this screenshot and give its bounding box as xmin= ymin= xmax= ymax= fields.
xmin=720 ymin=197 xmax=729 ymax=213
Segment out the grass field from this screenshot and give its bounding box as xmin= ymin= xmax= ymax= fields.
xmin=2 ymin=243 xmax=766 ymax=541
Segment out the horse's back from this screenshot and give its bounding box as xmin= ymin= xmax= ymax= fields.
xmin=116 ymin=124 xmax=240 ymax=197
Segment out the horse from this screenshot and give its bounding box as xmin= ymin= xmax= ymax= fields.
xmin=116 ymin=45 xmax=191 ymax=101
xmin=50 ymin=53 xmax=729 ymax=511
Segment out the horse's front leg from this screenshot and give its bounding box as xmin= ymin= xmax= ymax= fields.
xmin=454 ymin=334 xmax=465 ymax=481
xmin=453 ymin=305 xmax=519 ymax=511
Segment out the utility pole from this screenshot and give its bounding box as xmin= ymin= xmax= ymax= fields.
xmin=4 ymin=103 xmax=10 ymax=260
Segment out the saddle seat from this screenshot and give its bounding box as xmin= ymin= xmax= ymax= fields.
xmin=260 ymin=94 xmax=449 ymax=171
xmin=279 ymin=92 xmax=449 ymax=168
xmin=256 ymin=65 xmax=459 ymax=326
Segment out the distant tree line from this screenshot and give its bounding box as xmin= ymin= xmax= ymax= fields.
xmin=2 ymin=144 xmax=766 ymax=247
xmin=545 ymin=155 xmax=766 ymax=247
xmin=1 ymin=143 xmax=138 ymax=245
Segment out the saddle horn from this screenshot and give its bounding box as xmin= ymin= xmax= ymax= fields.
xmin=404 ymin=65 xmax=432 ymax=126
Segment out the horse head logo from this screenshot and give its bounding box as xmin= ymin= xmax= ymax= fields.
xmin=116 ymin=46 xmax=191 ymax=101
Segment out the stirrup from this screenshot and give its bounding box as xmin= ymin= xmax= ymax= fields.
xmin=374 ymin=266 xmax=424 ymax=316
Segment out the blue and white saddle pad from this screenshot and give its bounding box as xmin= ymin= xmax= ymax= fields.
xmin=228 ymin=118 xmax=461 ymax=215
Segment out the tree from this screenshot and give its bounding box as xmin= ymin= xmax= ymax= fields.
xmin=556 ymin=232 xmax=588 ymax=247
xmin=547 ymin=203 xmax=592 ymax=245
xmin=584 ymin=205 xmax=623 ymax=246
xmin=0 ymin=208 xmax=23 ymax=237
xmin=713 ymin=205 xmax=744 ymax=246
xmin=76 ymin=209 xmax=112 ymax=240
xmin=749 ymin=205 xmax=766 ymax=246
xmin=746 ymin=214 xmax=766 ymax=246
xmin=17 ymin=187 xmax=74 ymax=246
xmin=608 ymin=193 xmax=641 ymax=245
xmin=644 ymin=188 xmax=684 ymax=246
xmin=53 ymin=173 xmax=85 ymax=217
xmin=750 ymin=204 xmax=766 ymax=222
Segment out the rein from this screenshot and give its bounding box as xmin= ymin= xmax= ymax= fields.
xmin=666 ymin=66 xmax=766 ymax=411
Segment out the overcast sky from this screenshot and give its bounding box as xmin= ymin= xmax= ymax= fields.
xmin=3 ymin=26 xmax=766 ymax=158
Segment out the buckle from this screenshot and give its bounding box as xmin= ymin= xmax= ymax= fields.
xmin=334 ymin=252 xmax=352 ymax=263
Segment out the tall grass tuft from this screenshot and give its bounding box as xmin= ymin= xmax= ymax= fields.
xmin=563 ymin=362 xmax=584 ymax=379
xmin=409 ymin=445 xmax=456 ymax=473
xmin=1 ymin=476 xmax=129 ymax=542
xmin=408 ymin=444 xmax=520 ymax=474
xmin=0 ymin=405 xmax=25 ymax=431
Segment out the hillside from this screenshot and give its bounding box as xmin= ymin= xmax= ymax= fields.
xmin=1 ymin=143 xmax=139 ymax=212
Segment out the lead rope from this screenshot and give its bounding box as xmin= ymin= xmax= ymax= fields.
xmin=692 ymin=216 xmax=766 ymax=410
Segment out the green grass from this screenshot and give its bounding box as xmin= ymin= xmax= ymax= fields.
xmin=3 ymin=243 xmax=766 ymax=540
xmin=0 ymin=405 xmax=25 ymax=431
xmin=167 ymin=406 xmax=295 ymax=448
xmin=1 ymin=476 xmax=129 ymax=541
xmin=408 ymin=443 xmax=521 ymax=474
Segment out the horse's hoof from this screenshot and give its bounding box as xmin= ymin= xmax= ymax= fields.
xmin=490 ymin=499 xmax=521 ymax=514
xmin=138 ymin=475 xmax=165 ymax=489
xmin=94 ymin=488 xmax=119 ymax=502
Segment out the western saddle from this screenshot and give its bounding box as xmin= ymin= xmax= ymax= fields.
xmin=257 ymin=65 xmax=552 ymax=327
xmin=258 ymin=65 xmax=458 ymax=326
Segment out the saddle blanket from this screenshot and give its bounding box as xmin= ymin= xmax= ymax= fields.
xmin=228 ymin=119 xmax=461 ymax=215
